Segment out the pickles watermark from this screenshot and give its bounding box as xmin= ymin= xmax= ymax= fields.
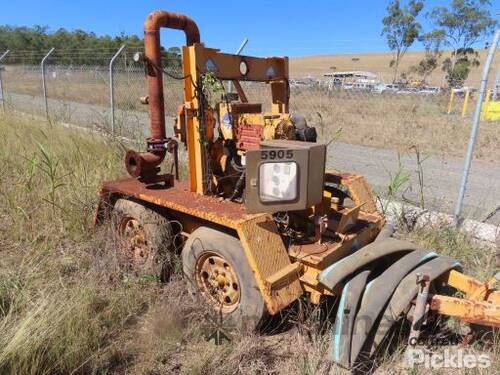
xmin=404 ymin=347 xmax=491 ymax=369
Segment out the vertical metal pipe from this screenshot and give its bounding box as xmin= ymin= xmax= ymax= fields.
xmin=0 ymin=50 xmax=10 ymax=113
xmin=227 ymin=38 xmax=249 ymax=93
xmin=41 ymin=47 xmax=55 ymax=120
xmin=109 ymin=44 xmax=126 ymax=134
xmin=453 ymin=30 xmax=500 ymax=224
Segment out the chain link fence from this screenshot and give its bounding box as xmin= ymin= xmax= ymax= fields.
xmin=0 ymin=47 xmax=186 ymax=140
xmin=0 ymin=45 xmax=499 ymax=222
xmin=1 ymin=46 xmax=498 ymax=151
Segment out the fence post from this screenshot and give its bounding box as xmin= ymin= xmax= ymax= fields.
xmin=41 ymin=47 xmax=55 ymax=120
xmin=493 ymin=65 xmax=500 ymax=100
xmin=227 ymin=38 xmax=248 ymax=94
xmin=453 ymin=29 xmax=500 ymax=224
xmin=109 ymin=44 xmax=126 ymax=134
xmin=447 ymin=89 xmax=455 ymax=114
xmin=0 ymin=50 xmax=10 ymax=113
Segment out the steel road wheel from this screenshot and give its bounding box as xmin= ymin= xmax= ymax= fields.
xmin=119 ymin=216 xmax=151 ymax=267
xmin=195 ymin=252 xmax=241 ymax=313
xmin=112 ymin=199 xmax=172 ymax=279
xmin=182 ymin=226 xmax=265 ymax=330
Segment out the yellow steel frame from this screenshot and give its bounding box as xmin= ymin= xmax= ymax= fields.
xmin=237 ymin=216 xmax=303 ymax=314
xmin=180 ymin=44 xmax=289 ymax=195
xmin=431 ymin=270 xmax=500 ymax=326
xmin=430 ymin=295 xmax=500 ymax=327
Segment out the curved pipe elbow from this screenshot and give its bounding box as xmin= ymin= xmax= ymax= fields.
xmin=125 ymin=149 xmax=166 ymax=179
xmin=144 ymin=10 xmax=200 ymax=45
xmin=126 ymin=11 xmax=200 ymax=181
xmin=143 ymin=11 xmax=201 ymax=140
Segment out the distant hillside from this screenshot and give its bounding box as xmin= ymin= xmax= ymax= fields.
xmin=290 ymin=49 xmax=500 ymax=87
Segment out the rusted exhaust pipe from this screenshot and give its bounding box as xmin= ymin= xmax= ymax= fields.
xmin=125 ymin=10 xmax=200 ymax=181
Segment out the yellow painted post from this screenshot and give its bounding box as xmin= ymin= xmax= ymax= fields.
xmin=461 ymin=88 xmax=470 ymax=118
xmin=447 ymin=89 xmax=455 ymax=114
xmin=481 ymin=89 xmax=491 ymax=121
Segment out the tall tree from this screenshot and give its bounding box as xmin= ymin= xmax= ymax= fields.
xmin=409 ymin=30 xmax=445 ymax=82
xmin=382 ymin=0 xmax=424 ymax=83
xmin=427 ymin=0 xmax=497 ymax=87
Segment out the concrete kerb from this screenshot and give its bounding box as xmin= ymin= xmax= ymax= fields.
xmin=379 ymin=199 xmax=500 ymax=245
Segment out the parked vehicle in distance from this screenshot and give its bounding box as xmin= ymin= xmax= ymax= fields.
xmin=352 ymin=82 xmax=375 ymax=91
xmin=320 ymin=74 xmax=446 ymax=96
xmin=419 ymin=86 xmax=442 ymax=95
xmin=384 ymin=83 xmax=401 ymax=92
xmin=371 ymin=83 xmax=387 ymax=94
xmin=290 ymin=77 xmax=318 ymax=88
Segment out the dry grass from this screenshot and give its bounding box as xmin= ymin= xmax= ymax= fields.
xmin=246 ymin=84 xmax=500 ymax=161
xmin=399 ymin=223 xmax=498 ymax=281
xmin=2 ymin=67 xmax=184 ymax=114
xmin=0 ymin=112 xmax=158 ymax=374
xmin=0 ymin=112 xmax=498 ymax=374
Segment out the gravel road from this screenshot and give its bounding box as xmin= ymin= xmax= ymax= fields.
xmin=327 ymin=143 xmax=500 ymax=225
xmin=5 ymin=92 xmax=499 ymax=225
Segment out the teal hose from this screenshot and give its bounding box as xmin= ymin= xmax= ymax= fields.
xmin=331 ymin=269 xmax=371 ymax=368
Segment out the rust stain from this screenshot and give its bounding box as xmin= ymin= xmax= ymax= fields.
xmin=431 ymin=295 xmax=500 ymax=327
xmin=236 ymin=215 xmax=303 ymax=314
xmin=100 ymin=178 xmax=262 ymax=229
xmin=488 ymin=291 xmax=500 ymax=304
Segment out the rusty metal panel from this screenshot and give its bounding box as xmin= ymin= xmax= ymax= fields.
xmin=193 ymin=45 xmax=288 ymax=82
xmin=325 ymin=171 xmax=379 ymax=214
xmin=441 ymin=270 xmax=487 ymax=298
xmin=100 ymin=178 xmax=261 ymax=229
xmin=347 ymin=175 xmax=377 ymax=213
xmin=237 ymin=215 xmax=303 ymax=314
xmin=289 ymin=212 xmax=382 ymax=268
xmin=440 ymin=270 xmax=500 ymax=304
xmin=488 ymin=292 xmax=500 ymax=304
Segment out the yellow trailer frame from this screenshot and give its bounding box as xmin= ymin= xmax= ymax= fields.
xmin=95 ymin=170 xmax=385 ymax=314
xmin=96 ymin=9 xmax=500 ymax=333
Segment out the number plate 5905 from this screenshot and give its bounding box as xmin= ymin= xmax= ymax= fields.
xmin=260 ymin=149 xmax=294 ymax=160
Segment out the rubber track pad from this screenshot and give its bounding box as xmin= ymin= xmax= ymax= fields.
xmin=350 ymin=249 xmax=438 ymax=364
xmin=331 ymin=269 xmax=371 ymax=368
xmin=370 ymin=256 xmax=462 ymax=355
xmin=319 ymin=238 xmax=421 ymax=291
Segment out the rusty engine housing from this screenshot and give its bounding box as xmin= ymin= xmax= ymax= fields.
xmin=207 ymin=102 xmax=303 ymax=198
